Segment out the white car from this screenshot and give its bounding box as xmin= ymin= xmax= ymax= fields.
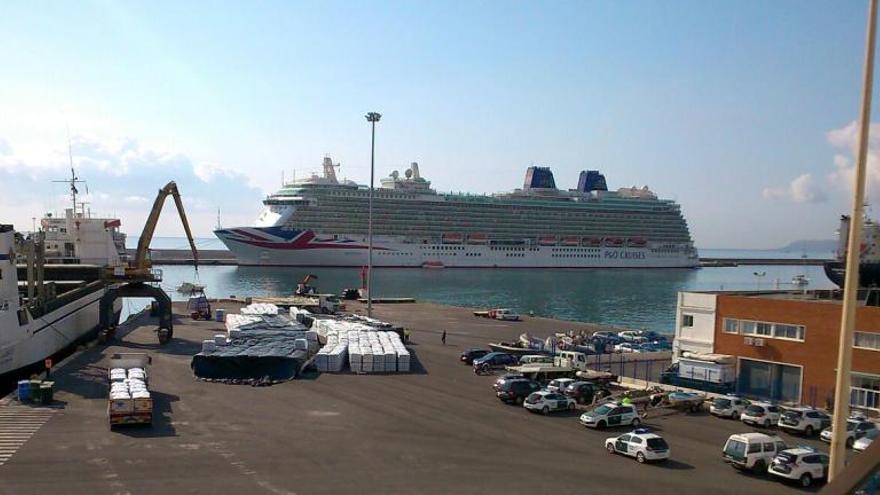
xmin=494 ymin=309 xmax=520 ymax=321
xmin=768 ymin=447 xmax=829 ymax=487
xmin=740 ymin=402 xmax=782 ymax=428
xmin=523 ymin=391 xmax=576 ymax=414
xmin=546 ymin=378 xmax=576 ymax=393
xmin=722 ymin=432 xmax=787 ymax=473
xmin=820 ymin=418 xmax=879 ymax=448
xmin=710 ymin=396 xmax=750 ymax=419
xmin=605 ymin=428 xmax=670 ymax=463
xmin=777 ymin=407 xmax=831 ymax=436
xmin=579 ymin=402 xmax=641 ymax=429
xmin=854 ymin=428 xmax=879 ymax=452
xmin=613 ymin=343 xmax=639 ymax=353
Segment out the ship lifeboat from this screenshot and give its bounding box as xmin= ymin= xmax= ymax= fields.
xmin=561 ymin=236 xmax=580 ymax=246
xmin=605 ymin=237 xmax=624 ymax=247
xmin=583 ymin=237 xmax=604 ymax=247
xmin=627 ymin=237 xmax=647 ymax=248
xmin=441 ymin=233 xmax=464 ymax=244
xmin=467 ymin=233 xmax=488 ymax=244
xmin=422 ymin=261 xmax=445 ymax=269
xmin=538 ymin=235 xmax=558 ymax=246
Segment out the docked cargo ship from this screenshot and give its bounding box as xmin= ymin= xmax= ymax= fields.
xmin=824 ymin=214 xmax=880 ymax=288
xmin=216 ymin=158 xmax=699 ymax=268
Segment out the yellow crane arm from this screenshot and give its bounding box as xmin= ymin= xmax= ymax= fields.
xmin=133 ymin=181 xmax=199 ymax=270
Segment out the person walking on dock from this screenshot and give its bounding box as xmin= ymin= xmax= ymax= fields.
xmin=441 ymin=330 xmax=447 ymax=345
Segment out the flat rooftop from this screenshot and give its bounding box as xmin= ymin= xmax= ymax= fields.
xmin=686 ymin=288 xmax=880 ymax=306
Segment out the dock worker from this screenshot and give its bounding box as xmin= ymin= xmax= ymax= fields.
xmin=441 ymin=330 xmax=447 ymax=345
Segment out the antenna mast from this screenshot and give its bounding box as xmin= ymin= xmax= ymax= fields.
xmin=52 ymin=126 xmax=87 ymax=216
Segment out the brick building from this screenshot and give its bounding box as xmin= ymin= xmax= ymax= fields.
xmin=674 ymin=290 xmax=880 ymax=412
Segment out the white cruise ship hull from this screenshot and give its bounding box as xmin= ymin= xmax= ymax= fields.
xmin=216 ymin=228 xmax=699 ymax=268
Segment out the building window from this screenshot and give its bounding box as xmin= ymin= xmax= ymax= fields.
xmin=854 ymin=331 xmax=880 ymax=351
xmin=682 ymin=314 xmax=694 ymax=327
xmin=851 ymin=373 xmax=880 ymax=411
xmin=723 ymin=318 xmax=739 ymax=334
xmin=774 ymin=324 xmax=805 ymax=341
xmin=740 ymin=321 xmax=757 ymax=335
xmin=755 ymin=322 xmax=772 ymax=336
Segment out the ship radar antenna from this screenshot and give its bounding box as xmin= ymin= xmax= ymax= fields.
xmin=52 ymin=124 xmax=88 ymax=216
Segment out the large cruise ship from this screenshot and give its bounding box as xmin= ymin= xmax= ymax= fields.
xmin=216 ymin=158 xmax=699 ymax=268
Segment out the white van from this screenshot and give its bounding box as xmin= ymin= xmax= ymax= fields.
xmin=519 ymin=354 xmax=554 ymax=365
xmin=554 ymin=351 xmax=589 ymax=371
xmin=722 ymin=432 xmax=787 ymax=473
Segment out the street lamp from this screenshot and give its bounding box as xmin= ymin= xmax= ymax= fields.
xmin=752 ymin=271 xmax=766 ymax=291
xmin=365 ymin=111 xmax=381 ymax=318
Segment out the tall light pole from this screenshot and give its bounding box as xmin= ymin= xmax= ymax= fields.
xmin=830 ymin=0 xmax=877 ymax=480
xmin=365 ymin=112 xmax=381 ymax=318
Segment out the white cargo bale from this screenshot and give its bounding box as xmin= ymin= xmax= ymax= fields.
xmin=396 ymin=349 xmax=411 ymax=372
xmin=228 ymin=328 xmax=242 ymax=339
xmin=214 ymin=334 xmax=228 ymax=346
xmin=202 ymin=339 xmax=217 ymax=353
xmin=294 ymin=338 xmax=308 ymax=351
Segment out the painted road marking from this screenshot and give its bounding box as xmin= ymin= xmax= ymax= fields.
xmin=0 ymin=405 xmax=55 ymax=466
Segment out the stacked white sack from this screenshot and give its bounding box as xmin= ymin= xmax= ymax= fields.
xmin=240 ymin=303 xmax=279 ymax=315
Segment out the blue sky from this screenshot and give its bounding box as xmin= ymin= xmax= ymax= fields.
xmin=0 ymin=0 xmax=877 ymax=248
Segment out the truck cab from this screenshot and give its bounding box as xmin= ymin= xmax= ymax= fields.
xmin=554 ymin=351 xmax=589 ymax=371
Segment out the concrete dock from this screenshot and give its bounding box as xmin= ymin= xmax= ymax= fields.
xmin=0 ymin=301 xmax=832 ymax=495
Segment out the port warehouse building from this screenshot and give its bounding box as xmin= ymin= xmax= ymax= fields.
xmin=673 ymin=290 xmax=880 ymax=412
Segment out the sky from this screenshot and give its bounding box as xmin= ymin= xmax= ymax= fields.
xmin=1 ymin=0 xmax=879 ymax=248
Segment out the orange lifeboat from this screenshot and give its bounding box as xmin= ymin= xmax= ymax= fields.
xmin=583 ymin=237 xmax=603 ymax=247
xmin=561 ymin=236 xmax=580 ymax=246
xmin=441 ymin=233 xmax=464 ymax=244
xmin=605 ymin=237 xmax=624 ymax=247
xmin=627 ymin=237 xmax=647 ymax=248
xmin=467 ymin=233 xmax=488 ymax=244
xmin=538 ymin=235 xmax=558 ymax=246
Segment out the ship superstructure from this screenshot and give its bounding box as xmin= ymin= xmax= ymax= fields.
xmin=216 ymin=157 xmax=699 ymax=268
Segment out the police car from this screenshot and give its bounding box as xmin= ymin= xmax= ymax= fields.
xmin=820 ymin=418 xmax=879 ymax=448
xmin=523 ymin=391 xmax=577 ymax=414
xmin=768 ymin=447 xmax=829 ymax=487
xmin=709 ymin=396 xmax=750 ymax=419
xmin=579 ymin=402 xmax=641 ymax=429
xmin=740 ymin=402 xmax=782 ymax=428
xmin=605 ymin=428 xmax=670 ymax=463
xmin=777 ymin=407 xmax=831 ymax=436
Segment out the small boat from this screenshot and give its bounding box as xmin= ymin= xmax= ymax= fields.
xmin=176 ymin=282 xmax=206 ymax=293
xmin=583 ymin=237 xmax=603 ymax=247
xmin=791 ymin=274 xmax=809 ymax=286
xmin=605 ymin=237 xmax=624 ymax=247
xmin=422 ymin=261 xmax=445 ymax=269
xmin=538 ymin=235 xmax=558 ymax=246
xmin=467 ymin=233 xmax=488 ymax=244
xmin=487 ymin=342 xmax=548 ymax=356
xmin=561 ymin=236 xmax=580 ymax=246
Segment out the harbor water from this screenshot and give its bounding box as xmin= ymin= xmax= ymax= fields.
xmin=142 ymin=260 xmax=835 ymax=334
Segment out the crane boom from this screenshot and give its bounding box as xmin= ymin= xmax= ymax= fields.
xmin=133 ymin=181 xmax=199 ymax=271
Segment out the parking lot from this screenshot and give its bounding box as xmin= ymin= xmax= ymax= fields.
xmin=0 ymin=301 xmax=852 ymax=494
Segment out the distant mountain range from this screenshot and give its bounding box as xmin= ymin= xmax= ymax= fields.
xmin=776 ymin=239 xmax=837 ymax=253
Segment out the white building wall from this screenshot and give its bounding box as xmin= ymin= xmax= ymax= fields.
xmin=673 ymin=292 xmax=718 ymax=361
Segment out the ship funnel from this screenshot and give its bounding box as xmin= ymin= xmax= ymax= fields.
xmin=523 ymin=166 xmax=556 ymax=190
xmin=410 ymin=162 xmax=420 ymax=179
xmin=322 ymin=156 xmax=339 ymax=183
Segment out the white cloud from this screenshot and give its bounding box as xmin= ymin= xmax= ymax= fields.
xmin=826 ymin=120 xmax=880 ymax=200
xmin=762 ymin=173 xmax=826 ymax=203
xmin=0 ymin=133 xmax=265 ymax=236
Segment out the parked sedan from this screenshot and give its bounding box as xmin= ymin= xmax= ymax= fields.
xmin=563 ymin=381 xmax=610 ymax=405
xmin=473 ymin=352 xmax=519 ymax=369
xmin=854 ymin=428 xmax=879 ymax=452
xmin=492 ymin=372 xmax=525 ymax=391
xmin=605 ymin=428 xmax=670 ymax=463
xmin=460 ymin=348 xmax=490 ymax=365
xmin=496 ymin=379 xmax=541 ymax=404
xmin=523 ymin=391 xmax=577 ymax=414
xmin=820 ymin=419 xmax=879 ymax=448
xmin=740 ymin=403 xmax=782 ymax=428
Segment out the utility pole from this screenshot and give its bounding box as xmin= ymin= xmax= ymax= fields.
xmin=830 ymin=0 xmax=877 ymax=480
xmin=365 ymin=112 xmax=381 ymax=318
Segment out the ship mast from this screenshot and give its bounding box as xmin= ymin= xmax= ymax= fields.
xmin=52 ymin=126 xmax=88 ymax=215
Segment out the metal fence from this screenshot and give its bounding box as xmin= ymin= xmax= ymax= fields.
xmin=587 ymin=353 xmax=671 ymax=383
